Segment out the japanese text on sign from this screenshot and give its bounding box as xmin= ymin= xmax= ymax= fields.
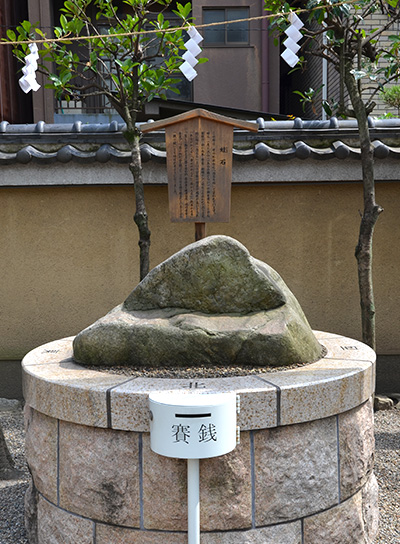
xmin=166 ymin=117 xmax=233 ymax=223
xmin=172 ymin=423 xmax=218 ymax=444
xmin=170 ymin=130 xmax=224 ymax=221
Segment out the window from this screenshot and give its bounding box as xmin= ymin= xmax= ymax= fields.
xmin=203 ymin=8 xmax=249 ymax=45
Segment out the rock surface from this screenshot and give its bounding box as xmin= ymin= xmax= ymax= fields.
xmin=124 ymin=236 xmax=285 ymax=313
xmin=73 ymin=236 xmax=323 ymax=368
xmin=374 ymin=394 xmax=395 ymax=411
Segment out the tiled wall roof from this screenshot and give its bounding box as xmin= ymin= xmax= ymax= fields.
xmin=1 ymin=117 xmax=400 ymax=165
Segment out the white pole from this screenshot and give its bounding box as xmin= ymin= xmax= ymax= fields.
xmin=187 ymin=458 xmax=200 ymax=544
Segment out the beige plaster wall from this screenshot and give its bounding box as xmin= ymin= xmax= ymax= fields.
xmin=1 ymin=181 xmax=399 ymax=359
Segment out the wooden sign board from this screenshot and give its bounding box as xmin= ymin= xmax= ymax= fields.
xmin=141 ymin=109 xmax=258 ymax=223
xmin=166 ymin=116 xmax=233 ymax=222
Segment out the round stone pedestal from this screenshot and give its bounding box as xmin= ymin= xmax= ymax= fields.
xmin=22 ymin=331 xmax=378 ymax=544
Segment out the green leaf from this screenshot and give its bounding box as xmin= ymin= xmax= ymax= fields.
xmin=175 ymin=2 xmax=192 ymax=20
xmin=157 ymin=12 xmax=165 ymax=26
xmin=59 ymin=14 xmax=68 ymax=31
xmin=322 ymin=101 xmax=332 ymax=117
xmin=60 ymin=71 xmax=72 ymax=84
xmin=6 ymin=30 xmax=16 ymax=42
xmin=61 ymin=1 xmax=77 ymax=15
xmin=21 ymin=20 xmax=32 ymax=33
xmin=48 ymin=74 xmax=62 ymax=86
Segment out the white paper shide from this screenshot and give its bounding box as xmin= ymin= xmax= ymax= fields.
xmin=179 ymin=26 xmax=204 ymax=81
xmin=281 ymin=12 xmax=304 ymax=68
xmin=19 ymin=43 xmax=41 ymax=93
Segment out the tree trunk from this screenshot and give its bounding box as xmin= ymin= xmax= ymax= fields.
xmin=0 ymin=422 xmax=20 ymax=480
xmin=129 ymin=129 xmax=151 ymax=281
xmin=344 ymin=62 xmax=383 ymax=350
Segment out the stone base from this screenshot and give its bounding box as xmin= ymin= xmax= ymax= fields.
xmin=22 ymin=332 xmax=378 ymax=543
xmin=32 ymin=472 xmax=378 ymax=544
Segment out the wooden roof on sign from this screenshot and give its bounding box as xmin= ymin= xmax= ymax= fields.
xmin=140 ymin=108 xmax=259 ymax=133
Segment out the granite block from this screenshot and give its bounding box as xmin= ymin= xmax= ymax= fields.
xmin=23 ymin=358 xmax=127 ymax=428
xmin=200 ymin=432 xmax=252 ymax=531
xmin=142 ymin=433 xmax=188 ymax=531
xmin=339 ymin=398 xmax=375 ymax=500
xmin=110 ymin=376 xmax=277 ymax=432
xmin=24 ymin=406 xmax=58 ymax=504
xmin=362 ymin=472 xmax=379 ymax=543
xmin=316 ymin=333 xmax=376 ymax=363
xmin=37 ymin=496 xmax=93 ymax=544
xmin=21 ymin=338 xmax=75 ymax=366
xmin=23 ymin=334 xmax=375 ymax=434
xmin=268 ymin=358 xmax=373 ymax=426
xmin=303 ymin=475 xmax=378 ymax=544
xmin=202 ymin=521 xmax=302 ymax=543
xmin=95 ymin=525 xmax=187 ymax=544
xmin=254 ymin=416 xmax=339 ymax=525
xmin=58 ymin=420 xmax=140 ymax=527
xmin=142 ymin=432 xmax=252 ymax=531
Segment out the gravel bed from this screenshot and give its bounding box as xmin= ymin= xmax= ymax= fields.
xmin=373 ymin=407 xmax=400 ymax=544
xmin=0 ymin=404 xmax=29 ymax=544
xmin=81 ymin=346 xmax=328 ymax=378
xmin=0 ymin=401 xmax=398 ymax=543
xmin=84 ymin=360 xmax=315 ymax=378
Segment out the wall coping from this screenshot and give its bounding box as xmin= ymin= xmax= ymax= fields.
xmin=22 ymin=331 xmax=375 ymax=432
xmin=2 ymin=117 xmax=399 ymax=187
xmin=1 ymin=117 xmax=400 ymax=167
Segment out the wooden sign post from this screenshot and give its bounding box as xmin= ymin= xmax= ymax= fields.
xmin=141 ymin=109 xmax=258 ymax=240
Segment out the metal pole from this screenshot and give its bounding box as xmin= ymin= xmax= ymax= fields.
xmin=187 ymin=458 xmax=200 ymax=544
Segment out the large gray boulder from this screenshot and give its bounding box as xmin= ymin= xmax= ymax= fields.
xmin=73 ymin=236 xmax=323 ymax=367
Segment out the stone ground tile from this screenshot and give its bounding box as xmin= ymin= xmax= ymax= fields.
xmin=200 ymin=432 xmax=252 ymax=531
xmin=24 ymin=406 xmax=58 ymax=504
xmin=339 ymin=398 xmax=375 ymax=500
xmin=37 ymin=496 xmax=93 ymax=544
xmin=142 ymin=433 xmax=188 ymax=531
xmin=201 ymin=521 xmax=302 ymax=544
xmin=254 ymin=416 xmax=339 ymax=525
xmin=59 ymin=420 xmax=140 ymax=527
xmin=96 ymin=525 xmax=187 ymax=544
xmin=303 ymin=485 xmax=373 ymax=544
